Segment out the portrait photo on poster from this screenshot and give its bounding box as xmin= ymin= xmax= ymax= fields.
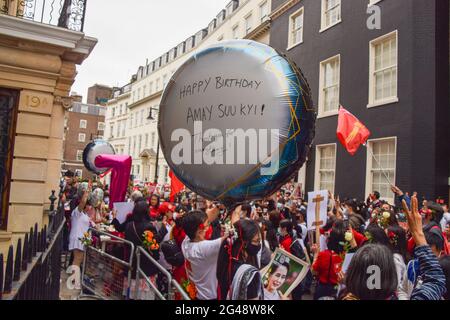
xmin=260 ymin=248 xmax=310 ymax=300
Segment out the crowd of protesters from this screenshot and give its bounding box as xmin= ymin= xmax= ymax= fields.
xmin=60 ymin=170 xmax=450 ymax=300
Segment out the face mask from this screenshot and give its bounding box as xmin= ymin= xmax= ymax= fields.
xmin=246 ymin=243 xmax=261 ymax=256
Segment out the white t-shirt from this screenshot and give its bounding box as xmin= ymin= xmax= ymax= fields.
xmin=181 ymin=237 xmax=223 ymax=300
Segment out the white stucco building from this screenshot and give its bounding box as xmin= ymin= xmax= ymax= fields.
xmin=105 ymin=0 xmax=272 ymax=184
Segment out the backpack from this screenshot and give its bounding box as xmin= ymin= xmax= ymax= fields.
xmin=160 ymin=239 xmax=185 ymax=267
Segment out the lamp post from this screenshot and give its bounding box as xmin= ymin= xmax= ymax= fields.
xmin=147 ymin=107 xmax=160 ymax=184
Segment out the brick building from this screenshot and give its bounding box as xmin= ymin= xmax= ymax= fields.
xmin=87 ymin=84 xmax=113 ymax=106
xmin=62 ymin=101 xmax=106 ymax=179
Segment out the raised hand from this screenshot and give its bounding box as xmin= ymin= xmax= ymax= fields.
xmin=402 ymin=196 xmax=426 ymax=247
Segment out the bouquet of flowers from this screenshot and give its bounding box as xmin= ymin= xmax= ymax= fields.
xmin=371 ymin=210 xmax=391 ymax=229
xmin=142 ymin=230 xmax=159 ymax=252
xmin=182 ymin=278 xmax=197 ymax=300
xmin=79 ymin=231 xmax=93 ymax=246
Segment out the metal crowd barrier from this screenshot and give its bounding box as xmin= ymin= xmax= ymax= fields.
xmin=135 ymin=246 xmax=190 ymax=300
xmin=79 ymin=228 xmax=135 ymax=300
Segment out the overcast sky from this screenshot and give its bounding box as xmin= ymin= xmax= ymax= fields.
xmin=72 ymin=0 xmax=229 ymax=101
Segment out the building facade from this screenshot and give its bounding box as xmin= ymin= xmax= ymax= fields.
xmin=62 ymin=101 xmax=106 ymax=179
xmin=269 ymin=0 xmax=449 ymax=203
xmin=0 ymin=1 xmax=96 ymax=255
xmin=105 ymin=0 xmax=272 ymax=184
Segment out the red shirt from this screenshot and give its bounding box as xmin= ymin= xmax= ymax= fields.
xmin=312 ymin=250 xmax=343 ymax=285
xmin=280 ymin=235 xmax=293 ymax=253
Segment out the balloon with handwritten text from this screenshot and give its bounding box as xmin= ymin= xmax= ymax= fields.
xmin=158 ymin=40 xmax=316 ymax=205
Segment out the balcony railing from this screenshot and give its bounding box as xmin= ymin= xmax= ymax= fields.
xmin=0 ymin=0 xmax=87 ymax=32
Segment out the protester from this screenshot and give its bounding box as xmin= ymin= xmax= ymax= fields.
xmin=344 ymin=196 xmax=446 ymax=300
xmin=181 ymin=210 xmax=228 ymax=300
xmin=217 ymin=219 xmax=263 ymax=300
xmin=68 ymin=183 xmax=92 ymax=268
xmin=311 ymin=220 xmax=347 ymax=300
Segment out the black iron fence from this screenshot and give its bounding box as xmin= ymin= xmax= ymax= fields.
xmin=0 ymin=0 xmax=87 ymax=32
xmin=0 ymin=190 xmax=65 ymax=300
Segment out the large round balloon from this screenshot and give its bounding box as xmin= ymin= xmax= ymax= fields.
xmin=83 ymin=139 xmax=116 ymax=175
xmin=158 ymin=40 xmax=316 ymax=204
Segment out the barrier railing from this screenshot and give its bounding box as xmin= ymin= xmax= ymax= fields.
xmin=0 ymin=191 xmax=64 ymax=300
xmin=79 ymin=228 xmax=134 ymax=300
xmin=135 ymin=246 xmax=190 ymax=300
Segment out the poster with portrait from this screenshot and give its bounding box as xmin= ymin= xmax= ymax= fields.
xmin=260 ymin=248 xmax=310 ymax=300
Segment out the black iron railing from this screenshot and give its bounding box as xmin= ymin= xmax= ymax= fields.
xmin=0 ymin=190 xmax=65 ymax=300
xmin=0 ymin=0 xmax=87 ymax=32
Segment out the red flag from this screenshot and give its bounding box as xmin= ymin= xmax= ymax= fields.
xmin=169 ymin=170 xmax=184 ymax=202
xmin=337 ymin=106 xmax=371 ymax=156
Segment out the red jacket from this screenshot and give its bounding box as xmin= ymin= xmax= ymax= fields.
xmin=280 ymin=235 xmax=293 ymax=253
xmin=312 ymin=250 xmax=343 ymax=285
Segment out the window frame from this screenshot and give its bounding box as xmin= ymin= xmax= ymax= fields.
xmin=320 ymin=0 xmax=342 ymax=33
xmin=232 ymin=24 xmax=240 ymax=39
xmin=318 ymin=54 xmax=341 ymax=118
xmin=368 ymin=30 xmax=399 ymax=108
xmin=244 ymin=12 xmax=253 ymax=35
xmin=79 ymin=119 xmax=87 ymax=129
xmin=287 ymin=7 xmax=304 ymax=50
xmin=259 ymin=0 xmax=269 ymax=22
xmin=97 ymin=122 xmax=105 ymax=131
xmin=76 ymin=150 xmax=83 ymax=161
xmin=365 ymin=137 xmax=397 ymax=203
xmin=78 ymin=133 xmax=86 ymax=143
xmin=314 ymin=143 xmax=337 ymax=193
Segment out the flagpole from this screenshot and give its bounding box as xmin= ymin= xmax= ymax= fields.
xmin=364 ymin=143 xmax=393 ymax=186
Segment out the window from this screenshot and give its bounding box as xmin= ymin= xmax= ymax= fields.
xmin=135 ymin=112 xmax=139 ymax=127
xmin=260 ymin=1 xmax=269 ymax=22
xmin=116 ymin=122 xmax=120 ymax=137
xmin=76 ymin=150 xmax=83 ymax=161
xmin=232 ymin=24 xmax=239 ymax=39
xmin=75 ymin=169 xmax=83 ymax=178
xmin=137 ymin=165 xmax=140 ymax=175
xmin=138 ymin=135 xmax=142 ymax=154
xmin=145 ymin=133 xmax=149 ymax=147
xmin=79 ymin=119 xmax=87 ymax=129
xmin=245 ymin=13 xmax=253 ymax=35
xmin=366 ymin=138 xmax=396 ymax=202
xmin=137 ymin=88 xmax=141 ymax=100
xmin=156 ymin=79 xmax=160 ymax=91
xmin=151 ymin=132 xmax=156 ymax=147
xmin=143 ymin=85 xmax=147 ymax=97
xmin=288 ymin=7 xmax=304 ymax=49
xmin=149 ymin=82 xmax=153 ymax=94
xmin=98 ymin=122 xmax=105 ymax=131
xmin=314 ymin=144 xmax=336 ymax=193
xmin=110 ymin=124 xmax=114 ymax=138
xmin=140 ymin=110 xmax=144 ymax=125
xmin=321 ymin=0 xmax=341 ymax=31
xmin=112 ymin=107 xmax=116 ymax=117
xmin=130 ymin=113 xmax=134 ymax=128
xmin=121 ymin=120 xmax=126 ymax=137
xmin=78 ymin=133 xmax=86 ymax=142
xmin=319 ymin=55 xmax=340 ymax=116
xmin=163 ymin=74 xmax=168 ymax=88
xmin=80 ymin=105 xmax=89 ymax=114
xmin=369 ymin=31 xmax=398 ymax=107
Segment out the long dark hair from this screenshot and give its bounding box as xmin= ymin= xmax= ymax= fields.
xmin=344 ymin=244 xmax=397 ymax=300
xmin=327 ymin=220 xmax=346 ymax=254
xmin=133 ymin=200 xmax=150 ymax=223
xmin=387 ymin=225 xmax=407 ymax=261
xmin=217 ymin=219 xmax=260 ymax=300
